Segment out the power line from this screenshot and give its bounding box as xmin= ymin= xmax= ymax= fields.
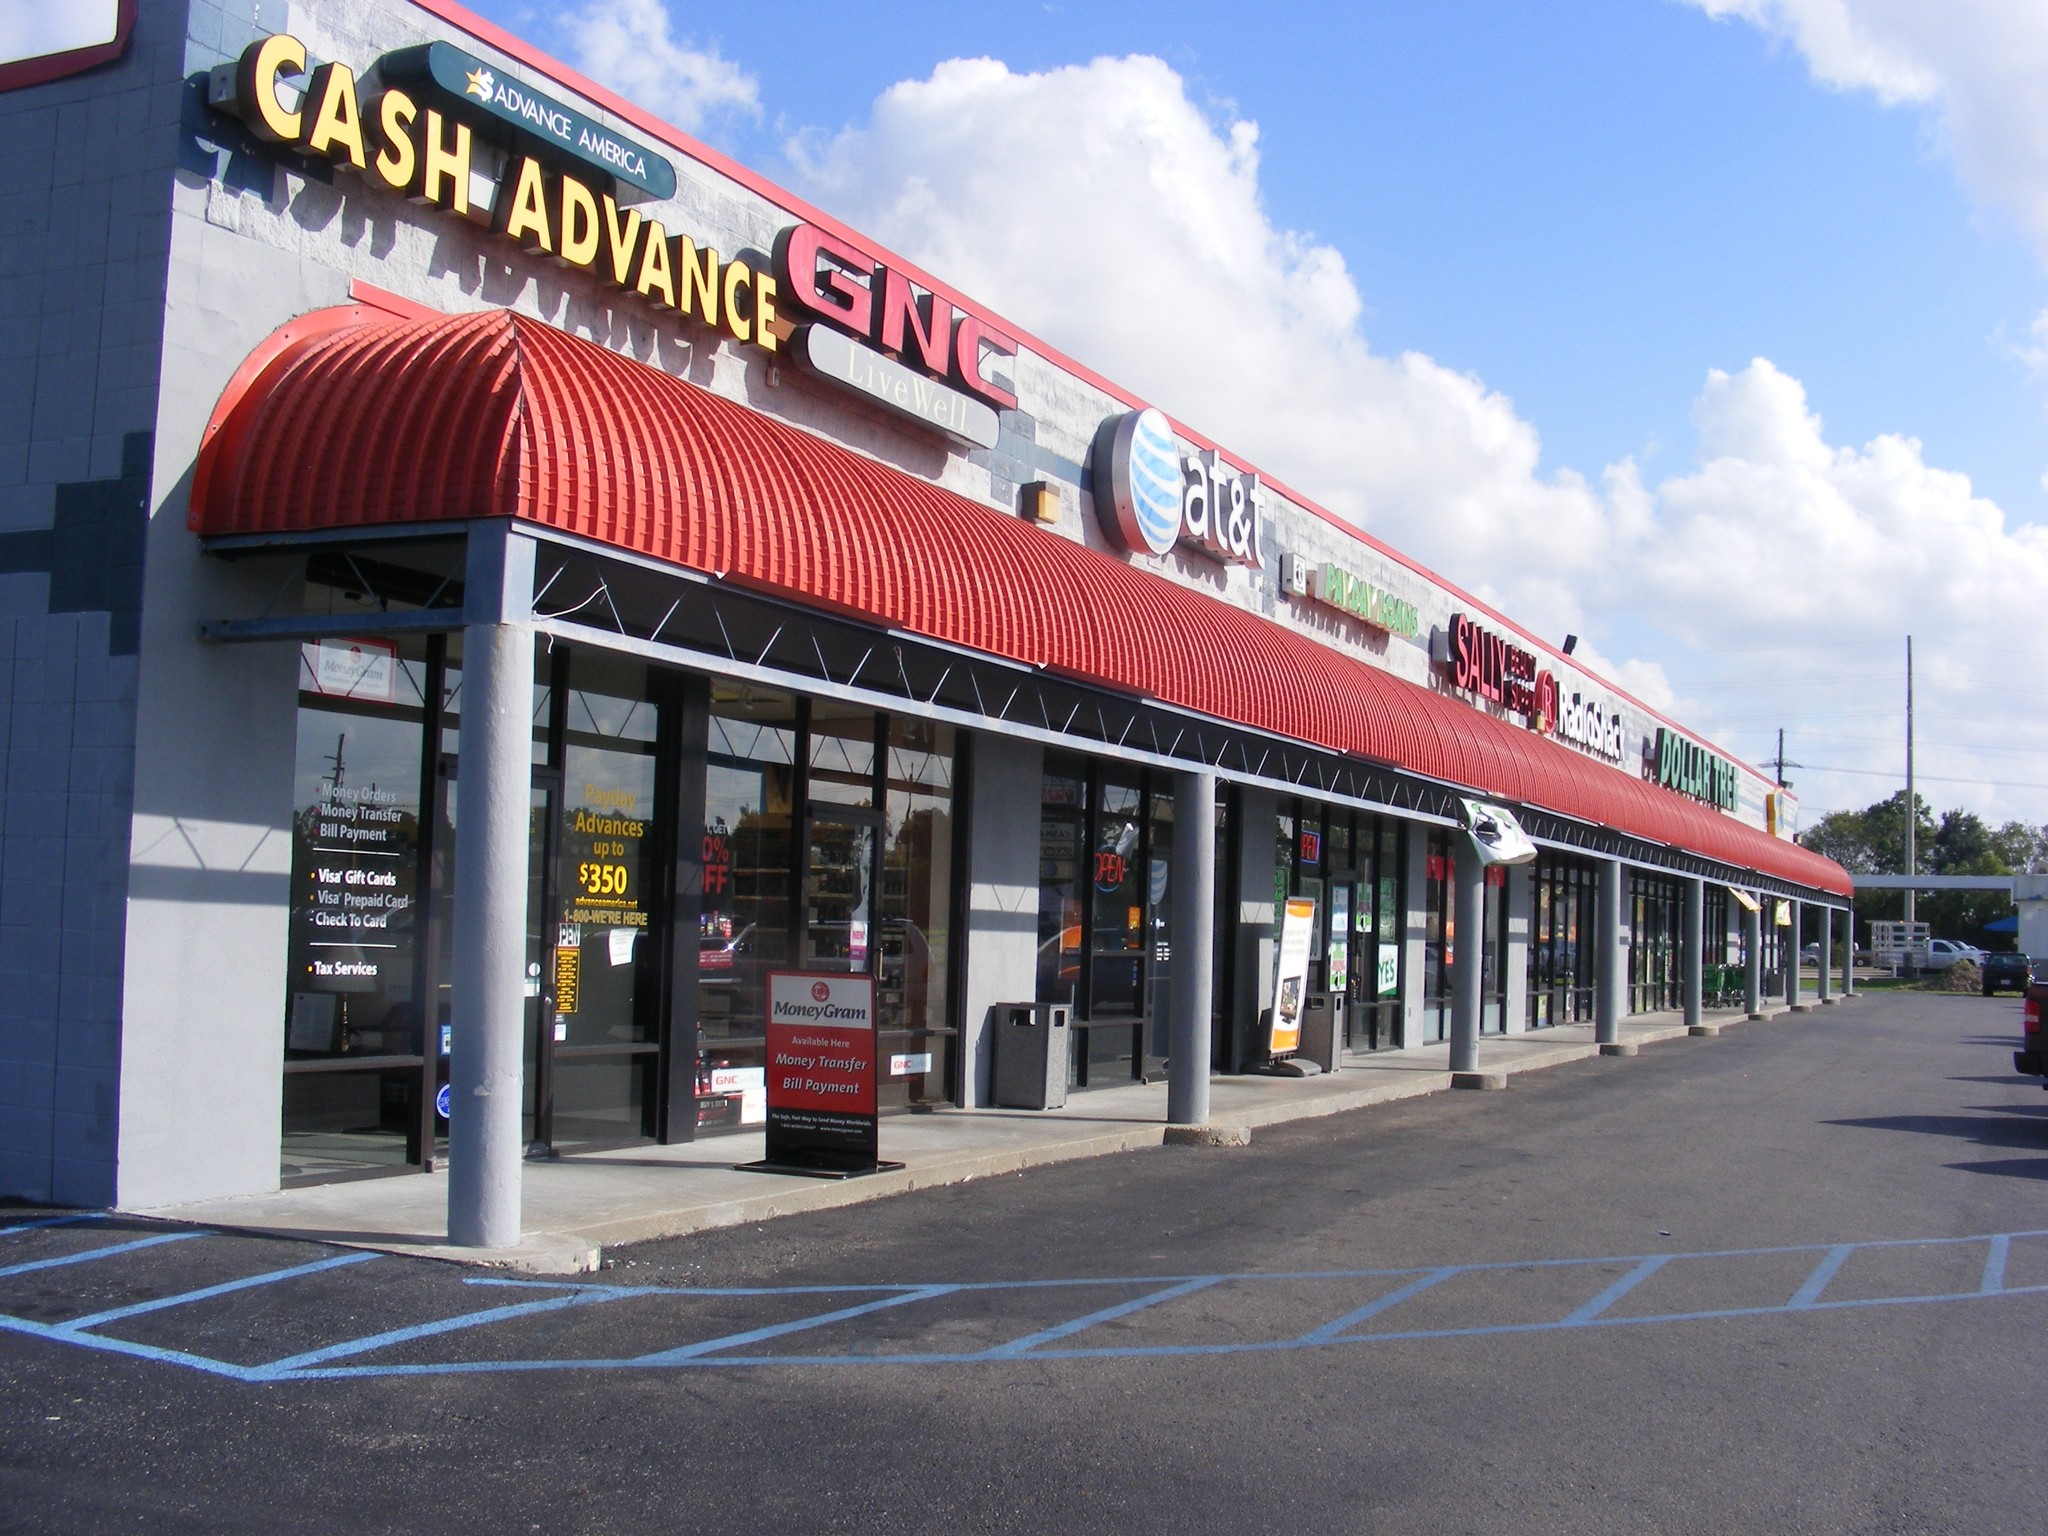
xmin=1798 ymin=762 xmax=2048 ymax=791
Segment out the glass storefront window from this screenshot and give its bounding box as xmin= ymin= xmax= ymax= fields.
xmin=880 ymin=717 xmax=955 ymax=1107
xmin=1091 ymin=774 xmax=1146 ymax=1018
xmin=1037 ymin=756 xmax=1086 ymax=1005
xmin=696 ymin=688 xmax=797 ymax=1134
xmin=282 ymin=638 xmax=433 ymax=1181
xmin=808 ymin=701 xmax=876 ymax=809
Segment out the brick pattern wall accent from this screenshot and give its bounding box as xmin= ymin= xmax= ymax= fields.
xmin=0 ymin=3 xmax=188 ymax=1203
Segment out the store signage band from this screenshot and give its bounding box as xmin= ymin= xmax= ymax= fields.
xmin=1444 ymin=611 xmax=1544 ymax=719
xmin=1280 ymin=554 xmax=1420 ymax=638
xmin=792 ymin=323 xmax=999 ymax=450
xmin=379 ymin=41 xmax=676 ymax=200
xmin=213 ymin=35 xmax=777 ymax=353
xmin=1652 ymin=727 xmax=1739 ymax=812
xmin=776 ymin=224 xmax=1020 ymax=412
xmin=1094 ymin=408 xmax=1264 ymax=568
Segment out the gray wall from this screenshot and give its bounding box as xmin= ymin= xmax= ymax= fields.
xmin=957 ymin=733 xmax=1042 ymax=1107
xmin=0 ymin=2 xmax=192 ymax=1204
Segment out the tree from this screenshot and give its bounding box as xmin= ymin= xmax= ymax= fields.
xmin=1798 ymin=792 xmax=2022 ymax=947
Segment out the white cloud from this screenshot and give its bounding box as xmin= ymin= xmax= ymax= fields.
xmin=0 ymin=0 xmax=119 ymax=62
xmin=788 ymin=52 xmax=2048 ymax=822
xmin=788 ymin=55 xmax=1610 ymax=609
xmin=1687 ymin=1 xmax=2048 ymax=265
xmin=560 ymin=0 xmax=758 ymax=136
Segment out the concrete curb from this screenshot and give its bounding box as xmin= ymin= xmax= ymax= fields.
xmin=1450 ymin=1071 xmax=1507 ymax=1090
xmin=1163 ymin=1124 xmax=1253 ymax=1147
xmin=1598 ymin=1041 xmax=1639 ymax=1057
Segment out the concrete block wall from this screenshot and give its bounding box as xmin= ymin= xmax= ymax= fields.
xmin=0 ymin=6 xmax=188 ymax=1204
xmin=957 ymin=734 xmax=1044 ymax=1107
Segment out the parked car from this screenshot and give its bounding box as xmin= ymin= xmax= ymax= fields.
xmin=1921 ymin=938 xmax=1984 ymax=972
xmin=2015 ymin=974 xmax=2048 ymax=1089
xmin=1981 ymin=952 xmax=2034 ymax=996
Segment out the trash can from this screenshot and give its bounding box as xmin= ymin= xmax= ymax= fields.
xmin=1297 ymin=992 xmax=1341 ymax=1074
xmin=992 ymin=1002 xmax=1072 ymax=1109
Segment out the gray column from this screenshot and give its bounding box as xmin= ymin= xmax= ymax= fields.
xmin=1816 ymin=907 xmax=1833 ymax=1003
xmin=446 ymin=620 xmax=536 ymax=1248
xmin=1595 ymin=858 xmax=1623 ymax=1045
xmin=1168 ymin=771 xmax=1217 ymax=1126
xmin=1682 ymin=875 xmax=1704 ymax=1028
xmin=1784 ymin=900 xmax=1802 ymax=1008
xmin=1744 ymin=903 xmax=1764 ymax=1016
xmin=958 ymin=735 xmax=1043 ymax=1108
xmin=448 ymin=524 xmax=536 ymax=1250
xmin=1449 ymin=836 xmax=1484 ymax=1073
xmin=1840 ymin=905 xmax=1855 ymax=997
xmin=1502 ymin=862 xmax=1532 ymax=1035
xmin=1231 ymin=787 xmax=1280 ymax=1071
xmin=1400 ymin=824 xmax=1429 ymax=1050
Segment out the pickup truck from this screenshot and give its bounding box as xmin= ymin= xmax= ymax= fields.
xmin=2016 ymin=976 xmax=2048 ymax=1090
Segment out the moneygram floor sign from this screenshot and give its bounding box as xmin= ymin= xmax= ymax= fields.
xmin=741 ymin=972 xmax=899 ymax=1178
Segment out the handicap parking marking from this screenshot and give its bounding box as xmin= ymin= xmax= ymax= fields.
xmin=3 ymin=1226 xmax=2046 ymax=1382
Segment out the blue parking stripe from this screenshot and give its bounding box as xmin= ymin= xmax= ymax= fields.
xmin=255 ymin=1286 xmax=633 ymax=1378
xmin=983 ymin=1276 xmax=1223 ymax=1358
xmin=634 ymin=1284 xmax=959 ymax=1364
xmin=61 ymin=1250 xmax=379 ymax=1331
xmin=1562 ymin=1256 xmax=1672 ymax=1325
xmin=1980 ymin=1234 xmax=2009 ymax=1294
xmin=0 ymin=1230 xmax=204 ymax=1279
xmin=1298 ymin=1268 xmax=1458 ymax=1343
xmin=1788 ymin=1245 xmax=1854 ymax=1308
xmin=10 ymin=1228 xmax=2048 ymax=1383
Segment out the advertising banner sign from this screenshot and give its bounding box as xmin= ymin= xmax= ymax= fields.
xmin=1460 ymin=798 xmax=1538 ymax=867
xmin=743 ymin=972 xmax=896 ymax=1177
xmin=1268 ymin=897 xmax=1318 ymax=1057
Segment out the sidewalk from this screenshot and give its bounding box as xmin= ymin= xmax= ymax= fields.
xmin=142 ymin=999 xmax=1829 ymax=1273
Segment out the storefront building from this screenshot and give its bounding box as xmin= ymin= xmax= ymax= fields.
xmin=0 ymin=0 xmax=1852 ymax=1222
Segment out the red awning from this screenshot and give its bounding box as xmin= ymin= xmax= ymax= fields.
xmin=192 ymin=306 xmax=1852 ymax=897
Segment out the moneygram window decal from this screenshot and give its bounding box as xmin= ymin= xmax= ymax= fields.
xmin=285 ymin=644 xmax=427 ymax=1064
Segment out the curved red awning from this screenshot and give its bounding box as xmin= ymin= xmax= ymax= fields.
xmin=192 ymin=306 xmax=1852 ymax=897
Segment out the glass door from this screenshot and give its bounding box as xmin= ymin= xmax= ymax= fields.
xmin=805 ymin=812 xmax=879 ymax=973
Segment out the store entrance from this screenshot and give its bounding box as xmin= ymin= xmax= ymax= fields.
xmin=804 ymin=810 xmax=879 ymax=974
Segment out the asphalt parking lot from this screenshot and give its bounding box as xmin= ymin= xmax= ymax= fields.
xmin=4 ymin=990 xmax=2045 ymax=1535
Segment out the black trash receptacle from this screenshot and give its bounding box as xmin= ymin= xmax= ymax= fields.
xmin=1297 ymin=992 xmax=1341 ymax=1074
xmin=992 ymin=1003 xmax=1072 ymax=1109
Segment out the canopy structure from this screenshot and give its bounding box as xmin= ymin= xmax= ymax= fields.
xmin=192 ymin=305 xmax=1853 ymax=898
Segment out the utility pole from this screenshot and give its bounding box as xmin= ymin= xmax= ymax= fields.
xmin=1774 ymin=728 xmax=1787 ymax=787
xmin=1905 ymin=636 xmax=1915 ymax=928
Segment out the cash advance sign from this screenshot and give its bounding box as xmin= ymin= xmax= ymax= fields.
xmin=215 ymin=35 xmax=779 ymax=353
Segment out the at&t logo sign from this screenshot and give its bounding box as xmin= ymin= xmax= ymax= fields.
xmin=1094 ymin=408 xmax=1263 ymax=567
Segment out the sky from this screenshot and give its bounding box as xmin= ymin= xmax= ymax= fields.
xmin=454 ymin=0 xmax=2048 ymax=834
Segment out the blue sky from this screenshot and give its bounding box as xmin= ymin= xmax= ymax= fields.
xmin=463 ymin=0 xmax=2048 ymax=830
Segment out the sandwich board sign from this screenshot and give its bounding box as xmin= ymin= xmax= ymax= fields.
xmin=738 ymin=971 xmax=899 ymax=1179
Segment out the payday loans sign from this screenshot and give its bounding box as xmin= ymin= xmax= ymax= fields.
xmin=212 ymin=35 xmax=777 ymax=352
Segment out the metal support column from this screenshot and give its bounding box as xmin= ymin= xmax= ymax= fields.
xmin=1840 ymin=906 xmax=1854 ymax=997
xmin=1596 ymin=858 xmax=1623 ymax=1045
xmin=448 ymin=524 xmax=536 ymax=1250
xmin=1450 ymin=836 xmax=1484 ymax=1074
xmin=1817 ymin=907 xmax=1833 ymax=1003
xmin=1744 ymin=903 xmax=1764 ymax=1017
xmin=1785 ymin=899 xmax=1802 ymax=1009
xmin=1168 ymin=770 xmax=1217 ymax=1127
xmin=1682 ymin=875 xmax=1704 ymax=1028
